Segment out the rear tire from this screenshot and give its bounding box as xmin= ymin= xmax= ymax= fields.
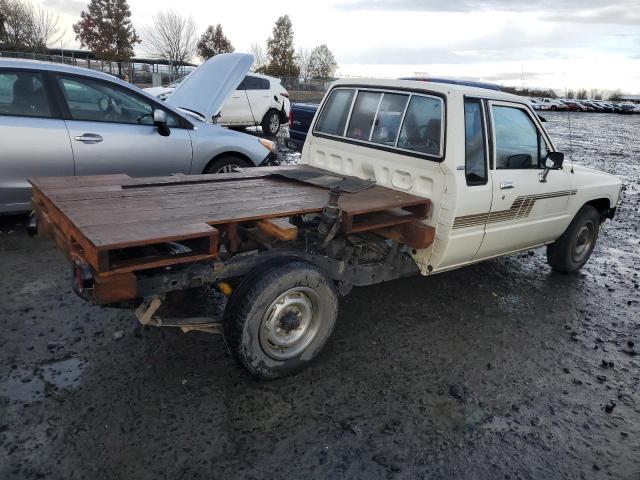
xmin=223 ymin=261 xmax=338 ymax=379
xmin=261 ymin=110 xmax=281 ymax=136
xmin=203 ymin=155 xmax=250 ymax=174
xmin=547 ymin=205 xmax=600 ymax=273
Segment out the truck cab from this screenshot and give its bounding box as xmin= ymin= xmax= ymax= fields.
xmin=301 ymin=79 xmax=622 ymax=274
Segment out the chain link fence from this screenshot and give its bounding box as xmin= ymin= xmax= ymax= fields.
xmin=279 ymin=77 xmax=335 ymax=103
xmin=0 ymin=50 xmax=195 ymax=87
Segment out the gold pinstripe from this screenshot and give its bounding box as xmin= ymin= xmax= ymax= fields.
xmin=452 ymin=189 xmax=577 ymax=229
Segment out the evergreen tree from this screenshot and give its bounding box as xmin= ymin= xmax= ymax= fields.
xmin=197 ymin=24 xmax=234 ymax=59
xmin=265 ymin=15 xmax=298 ymax=77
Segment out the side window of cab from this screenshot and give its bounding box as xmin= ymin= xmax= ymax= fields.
xmin=492 ymin=105 xmax=549 ymax=169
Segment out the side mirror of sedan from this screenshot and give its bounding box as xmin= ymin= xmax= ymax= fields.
xmin=153 ymin=109 xmax=170 ymax=137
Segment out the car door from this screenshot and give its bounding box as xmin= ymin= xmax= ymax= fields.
xmin=474 ymin=100 xmax=572 ymax=259
xmin=0 ymin=69 xmax=73 ymax=213
xmin=56 ymin=74 xmax=193 ymax=177
xmin=246 ymin=76 xmax=274 ymax=122
xmin=218 ymin=76 xmax=253 ymax=125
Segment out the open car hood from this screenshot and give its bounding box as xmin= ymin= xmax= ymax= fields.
xmin=165 ymin=53 xmax=253 ymax=120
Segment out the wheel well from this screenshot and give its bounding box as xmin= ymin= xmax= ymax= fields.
xmin=262 ymin=108 xmax=281 ymax=123
xmin=585 ymin=198 xmax=611 ymax=219
xmin=202 ymin=152 xmax=252 ymax=173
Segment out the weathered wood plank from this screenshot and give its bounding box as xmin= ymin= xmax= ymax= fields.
xmin=256 ymin=217 xmax=298 ymax=241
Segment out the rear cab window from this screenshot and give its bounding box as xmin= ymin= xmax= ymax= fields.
xmin=464 ymin=99 xmax=487 ymax=185
xmin=314 ymin=87 xmax=445 ymax=159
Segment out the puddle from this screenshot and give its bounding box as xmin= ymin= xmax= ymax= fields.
xmin=0 ymin=369 xmax=45 ymax=403
xmin=0 ymin=358 xmax=86 ymax=404
xmin=40 ymin=357 xmax=87 ymax=390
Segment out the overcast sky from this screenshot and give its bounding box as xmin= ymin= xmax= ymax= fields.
xmin=38 ymin=0 xmax=640 ymax=93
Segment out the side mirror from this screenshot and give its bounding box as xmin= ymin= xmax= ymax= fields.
xmin=546 ymin=151 xmax=564 ymax=169
xmin=153 ymin=109 xmax=170 ymax=136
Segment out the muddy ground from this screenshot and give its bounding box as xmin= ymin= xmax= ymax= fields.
xmin=0 ymin=113 xmax=639 ymax=479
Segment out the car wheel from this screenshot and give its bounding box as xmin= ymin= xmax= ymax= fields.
xmin=203 ymin=155 xmax=250 ymax=174
xmin=223 ymin=260 xmax=338 ymax=379
xmin=261 ymin=110 xmax=281 ymax=136
xmin=547 ymin=205 xmax=600 ymax=273
xmin=551 ymin=105 xmax=557 ymax=111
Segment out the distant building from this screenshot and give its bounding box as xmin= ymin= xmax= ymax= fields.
xmin=619 ymin=95 xmax=640 ymax=103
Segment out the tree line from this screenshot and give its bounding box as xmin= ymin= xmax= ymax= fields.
xmin=0 ymin=0 xmax=338 ymax=80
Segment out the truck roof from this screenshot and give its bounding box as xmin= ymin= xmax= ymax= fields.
xmin=331 ymin=78 xmax=527 ymax=104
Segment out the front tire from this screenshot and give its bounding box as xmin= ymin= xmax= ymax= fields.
xmin=203 ymin=155 xmax=250 ymax=174
xmin=261 ymin=110 xmax=281 ymax=136
xmin=547 ymin=205 xmax=600 ymax=273
xmin=223 ymin=261 xmax=338 ymax=379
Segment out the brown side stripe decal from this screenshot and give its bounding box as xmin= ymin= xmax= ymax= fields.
xmin=453 ymin=189 xmax=577 ymax=229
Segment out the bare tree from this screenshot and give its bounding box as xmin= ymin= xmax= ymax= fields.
xmin=309 ymin=44 xmax=338 ymax=79
xmin=30 ymin=2 xmax=64 ymax=51
xmin=296 ymin=47 xmax=312 ymax=80
xmin=249 ymin=42 xmax=267 ymax=72
xmin=0 ymin=0 xmax=63 ymax=51
xmin=0 ymin=0 xmax=35 ymax=50
xmin=144 ymin=10 xmax=197 ymax=76
xmin=576 ymin=88 xmax=588 ymax=100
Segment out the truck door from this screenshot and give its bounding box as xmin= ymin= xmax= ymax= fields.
xmin=474 ymin=101 xmax=572 ymax=260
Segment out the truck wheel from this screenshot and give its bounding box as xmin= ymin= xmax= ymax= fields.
xmin=204 ymin=155 xmax=250 ymax=174
xmin=261 ymin=110 xmax=281 ymax=136
xmin=223 ymin=261 xmax=338 ymax=379
xmin=547 ymin=205 xmax=600 ymax=273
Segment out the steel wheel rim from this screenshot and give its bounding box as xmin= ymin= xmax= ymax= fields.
xmin=216 ymin=164 xmax=240 ymax=174
xmin=269 ymin=114 xmax=279 ymax=133
xmin=259 ymin=287 xmax=321 ymax=360
xmin=572 ymin=220 xmax=594 ymax=262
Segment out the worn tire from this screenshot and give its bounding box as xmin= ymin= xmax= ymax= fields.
xmin=547 ymin=205 xmax=600 ymax=273
xmin=223 ymin=260 xmax=338 ymax=379
xmin=203 ymin=155 xmax=250 ymax=174
xmin=261 ymin=110 xmax=281 ymax=136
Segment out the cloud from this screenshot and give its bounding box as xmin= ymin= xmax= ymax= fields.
xmin=42 ymin=0 xmax=85 ymax=16
xmin=337 ymin=0 xmax=640 ymax=25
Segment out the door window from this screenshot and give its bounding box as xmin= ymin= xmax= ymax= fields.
xmin=464 ymin=100 xmax=487 ymax=185
xmin=315 ymin=88 xmax=355 ymax=136
xmin=492 ymin=106 xmax=544 ymax=169
xmin=240 ymin=75 xmax=268 ymax=90
xmin=0 ymin=71 xmax=52 ymax=118
xmin=58 ymin=75 xmax=178 ymax=126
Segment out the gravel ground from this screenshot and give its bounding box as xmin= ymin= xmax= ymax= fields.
xmin=0 ymin=113 xmax=638 ymax=480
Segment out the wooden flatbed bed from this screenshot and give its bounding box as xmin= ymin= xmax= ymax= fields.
xmin=30 ymin=165 xmax=434 ymax=303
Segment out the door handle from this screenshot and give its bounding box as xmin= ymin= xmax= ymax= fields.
xmin=500 ymin=181 xmax=515 ymax=190
xmin=74 ymin=133 xmax=103 ymax=144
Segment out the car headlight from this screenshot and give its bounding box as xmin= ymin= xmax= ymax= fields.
xmin=259 ymin=138 xmax=277 ymax=154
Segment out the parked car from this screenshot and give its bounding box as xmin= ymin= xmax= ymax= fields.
xmin=539 ymin=98 xmax=566 ymax=111
xmin=146 ymin=72 xmax=291 ymax=136
xmin=618 ymin=103 xmax=637 ymax=114
xmin=560 ymin=100 xmax=584 ymax=112
xmin=287 ymin=102 xmax=319 ymax=151
xmin=0 ymin=54 xmax=277 ymax=214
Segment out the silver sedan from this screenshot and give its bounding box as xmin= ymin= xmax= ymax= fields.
xmin=0 ymin=54 xmax=276 ymax=214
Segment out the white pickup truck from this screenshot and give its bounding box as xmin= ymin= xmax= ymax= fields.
xmin=302 ymin=79 xmax=621 ymax=276
xmin=33 ymin=77 xmax=622 ymax=379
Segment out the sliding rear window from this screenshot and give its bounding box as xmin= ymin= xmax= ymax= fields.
xmin=314 ymin=87 xmax=444 ymax=159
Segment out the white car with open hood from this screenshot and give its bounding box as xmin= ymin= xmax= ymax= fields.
xmin=0 ymin=53 xmax=276 ymax=214
xmin=146 ymin=72 xmax=291 ymax=136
